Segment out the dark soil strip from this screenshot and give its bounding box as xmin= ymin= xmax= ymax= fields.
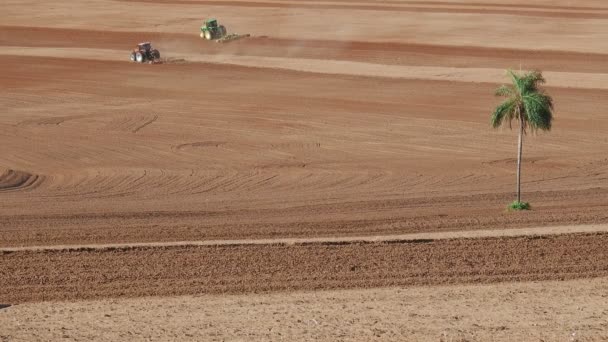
xmin=2 ymin=233 xmax=607 ymax=303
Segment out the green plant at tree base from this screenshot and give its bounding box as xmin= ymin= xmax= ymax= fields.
xmin=508 ymin=200 xmax=531 ymax=211
xmin=491 ymin=70 xmax=554 ymax=210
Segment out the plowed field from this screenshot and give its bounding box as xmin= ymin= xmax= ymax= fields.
xmin=2 ymin=233 xmax=608 ymax=303
xmin=2 ymin=0 xmax=608 ymax=340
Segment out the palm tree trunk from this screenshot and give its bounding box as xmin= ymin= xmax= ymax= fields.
xmin=516 ymin=118 xmax=524 ymax=203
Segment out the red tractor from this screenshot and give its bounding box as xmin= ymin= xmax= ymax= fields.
xmin=130 ymin=42 xmax=161 ymax=63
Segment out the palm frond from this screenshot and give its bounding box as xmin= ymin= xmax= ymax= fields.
xmin=491 ymin=98 xmax=517 ymax=129
xmin=522 ymin=92 xmax=553 ymax=131
xmin=493 ymin=70 xmax=553 ymax=133
xmin=507 ymin=70 xmax=525 ymax=95
xmin=520 ymin=70 xmax=546 ymax=93
xmin=495 ymin=84 xmax=515 ymax=97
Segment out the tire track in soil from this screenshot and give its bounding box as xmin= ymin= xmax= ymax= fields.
xmin=131 ymin=115 xmax=158 ymax=134
xmin=0 ymin=169 xmax=43 ymax=192
xmin=1 ymin=233 xmax=607 ymax=303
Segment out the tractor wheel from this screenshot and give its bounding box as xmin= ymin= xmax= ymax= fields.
xmin=219 ymin=26 xmax=227 ymax=37
xmin=152 ymin=50 xmax=160 ymax=59
xmin=204 ymin=30 xmax=212 ymax=40
xmin=130 ymin=52 xmax=136 ymax=62
xmin=136 ymin=52 xmax=145 ymax=63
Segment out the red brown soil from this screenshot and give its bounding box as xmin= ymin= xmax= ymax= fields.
xmin=3 ymin=1 xmax=608 ymax=339
xmin=2 ymin=233 xmax=607 ymax=303
xmin=2 ymin=188 xmax=608 ymax=247
xmin=1 ymin=53 xmax=608 ymax=247
xmin=2 ymin=0 xmax=608 ymax=317
xmin=2 ymin=25 xmax=608 ymax=73
xmin=116 ymin=0 xmax=608 ymax=19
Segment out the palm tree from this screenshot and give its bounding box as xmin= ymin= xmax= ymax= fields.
xmin=491 ymin=70 xmax=554 ymax=210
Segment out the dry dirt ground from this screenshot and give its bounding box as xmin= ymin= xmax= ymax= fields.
xmin=2 ymin=233 xmax=608 ymax=303
xmin=1 ymin=0 xmax=608 ymax=340
xmin=2 ymin=277 xmax=608 ymax=342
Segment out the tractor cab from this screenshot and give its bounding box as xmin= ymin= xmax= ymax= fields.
xmin=200 ymin=18 xmax=227 ymax=40
xmin=205 ymin=19 xmax=218 ymax=28
xmin=138 ymin=42 xmax=152 ymax=51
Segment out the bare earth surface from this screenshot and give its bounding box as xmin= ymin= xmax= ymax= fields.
xmin=2 ymin=223 xmax=608 ymax=252
xmin=2 ymin=277 xmax=608 ymax=342
xmin=2 ymin=0 xmax=608 ymax=249
xmin=2 ymin=0 xmax=608 ymax=340
xmin=2 ymin=233 xmax=608 ymax=303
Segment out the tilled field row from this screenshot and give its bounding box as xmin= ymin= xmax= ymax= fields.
xmin=4 ymin=48 xmax=608 ymax=90
xmin=2 ymin=232 xmax=607 ymax=303
xmin=3 ymin=26 xmax=608 ymax=74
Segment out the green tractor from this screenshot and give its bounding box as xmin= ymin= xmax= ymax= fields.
xmin=200 ymin=19 xmax=227 ymax=40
